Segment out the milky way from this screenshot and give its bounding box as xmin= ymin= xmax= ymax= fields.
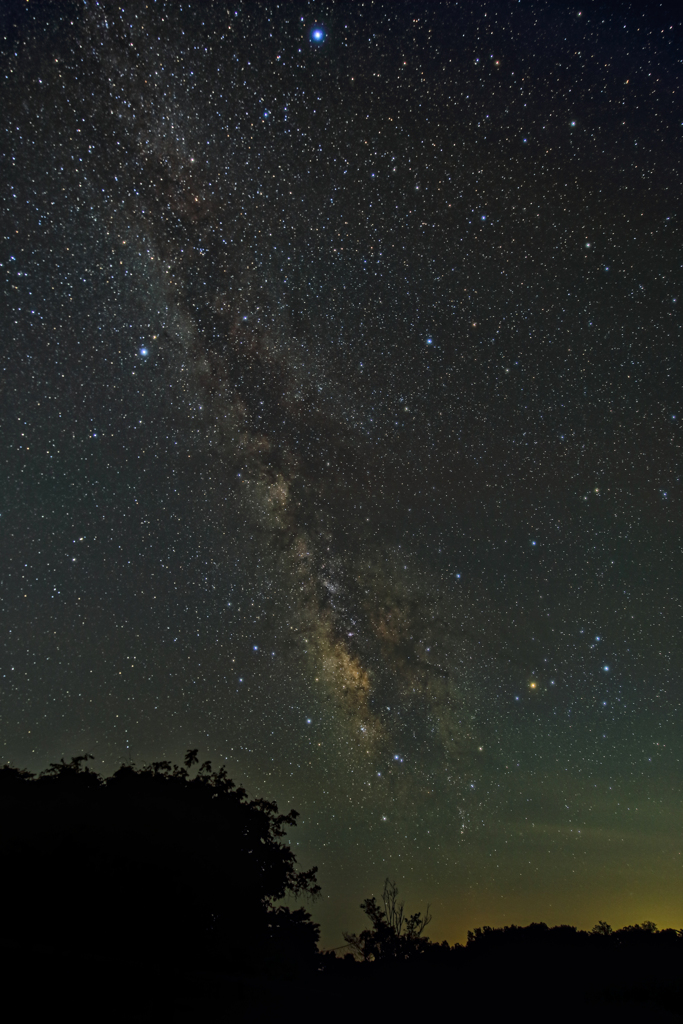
xmin=77 ymin=2 xmax=491 ymax=778
xmin=2 ymin=1 xmax=681 ymax=942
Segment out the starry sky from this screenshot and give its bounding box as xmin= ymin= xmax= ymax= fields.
xmin=1 ymin=0 xmax=681 ymax=946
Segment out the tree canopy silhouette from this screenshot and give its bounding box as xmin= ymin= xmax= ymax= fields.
xmin=0 ymin=752 xmax=320 ymax=972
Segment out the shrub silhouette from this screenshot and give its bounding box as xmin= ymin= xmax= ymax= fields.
xmin=342 ymin=879 xmax=432 ymax=961
xmin=0 ymin=752 xmax=320 ymax=973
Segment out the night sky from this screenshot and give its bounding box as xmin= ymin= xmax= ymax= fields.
xmin=1 ymin=0 xmax=681 ymax=945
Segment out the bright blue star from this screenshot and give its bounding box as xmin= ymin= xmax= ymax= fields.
xmin=139 ymin=347 xmax=149 ymax=357
xmin=311 ymin=25 xmax=325 ymax=43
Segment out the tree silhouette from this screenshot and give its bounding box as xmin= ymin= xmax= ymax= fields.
xmin=0 ymin=751 xmax=320 ymax=974
xmin=343 ymin=879 xmax=432 ymax=961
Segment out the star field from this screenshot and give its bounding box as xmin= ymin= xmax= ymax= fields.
xmin=1 ymin=0 xmax=681 ymax=944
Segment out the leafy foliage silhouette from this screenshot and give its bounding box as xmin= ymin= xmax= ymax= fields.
xmin=342 ymin=879 xmax=433 ymax=961
xmin=0 ymin=752 xmax=320 ymax=973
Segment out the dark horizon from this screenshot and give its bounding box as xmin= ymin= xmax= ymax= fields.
xmin=2 ymin=749 xmax=679 ymax=950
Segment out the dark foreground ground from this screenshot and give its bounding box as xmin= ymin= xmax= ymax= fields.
xmin=1 ymin=945 xmax=681 ymax=1023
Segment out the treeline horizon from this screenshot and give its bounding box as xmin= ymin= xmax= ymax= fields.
xmin=331 ymin=875 xmax=681 ymax=965
xmin=3 ymin=749 xmax=681 ymax=1022
xmin=2 ymin=749 xmax=679 ymax=971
